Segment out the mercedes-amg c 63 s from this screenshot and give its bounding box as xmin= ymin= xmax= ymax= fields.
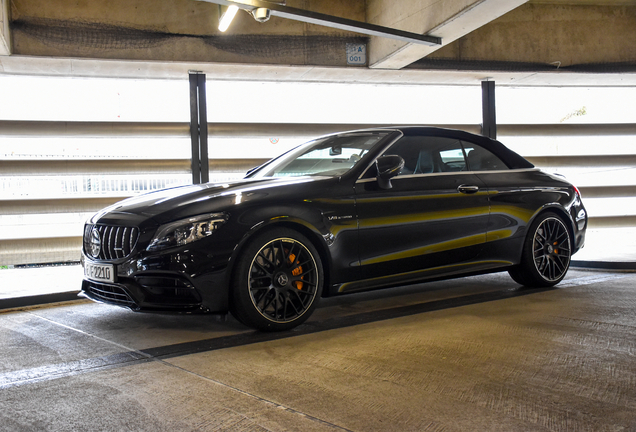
xmin=81 ymin=127 xmax=587 ymax=331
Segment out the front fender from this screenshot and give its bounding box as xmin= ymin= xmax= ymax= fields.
xmin=226 ymin=201 xmax=359 ymax=292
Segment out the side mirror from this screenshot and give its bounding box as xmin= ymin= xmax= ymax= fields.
xmin=375 ymin=155 xmax=404 ymax=189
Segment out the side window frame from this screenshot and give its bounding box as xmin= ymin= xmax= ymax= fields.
xmin=379 ymin=135 xmax=470 ymax=176
xmin=461 ymin=140 xmax=510 ymax=172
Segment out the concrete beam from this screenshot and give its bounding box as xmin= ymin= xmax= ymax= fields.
xmin=0 ymin=0 xmax=11 ymax=55
xmin=426 ymin=3 xmax=636 ymax=67
xmin=367 ymin=0 xmax=528 ymax=70
xmin=2 ymin=55 xmax=636 ymax=87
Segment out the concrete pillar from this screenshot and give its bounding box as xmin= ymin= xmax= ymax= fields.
xmin=0 ymin=0 xmax=11 ymax=55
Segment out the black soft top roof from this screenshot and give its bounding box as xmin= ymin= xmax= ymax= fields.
xmin=392 ymin=126 xmax=534 ymax=170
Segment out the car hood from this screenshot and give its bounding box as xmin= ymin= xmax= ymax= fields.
xmin=90 ymin=176 xmax=323 ymax=226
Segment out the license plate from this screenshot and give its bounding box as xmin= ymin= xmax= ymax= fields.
xmin=84 ymin=261 xmax=115 ymax=283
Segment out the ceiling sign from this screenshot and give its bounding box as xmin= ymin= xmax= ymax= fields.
xmin=346 ymin=44 xmax=366 ymax=66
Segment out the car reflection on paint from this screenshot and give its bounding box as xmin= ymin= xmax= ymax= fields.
xmin=80 ymin=127 xmax=587 ymax=331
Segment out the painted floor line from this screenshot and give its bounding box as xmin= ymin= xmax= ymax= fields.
xmin=559 ymin=273 xmax=627 ymax=287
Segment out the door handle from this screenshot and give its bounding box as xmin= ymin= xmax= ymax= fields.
xmin=458 ymin=184 xmax=479 ymax=194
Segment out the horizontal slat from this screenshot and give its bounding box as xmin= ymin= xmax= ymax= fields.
xmin=3 ymin=156 xmax=634 ymax=176
xmin=0 ymin=121 xmax=481 ymax=138
xmin=0 ymin=159 xmax=191 ymax=175
xmin=499 ymin=124 xmax=636 ymax=137
xmin=0 ymin=121 xmax=189 ymax=137
xmin=0 ymin=197 xmax=127 ymax=215
xmin=0 ymin=213 xmax=89 ymax=240
xmin=0 ymin=237 xmax=82 ymax=266
xmin=0 ymin=158 xmax=269 ymax=175
xmin=587 ymin=216 xmax=636 ymax=229
xmin=583 ymin=197 xmax=636 ymax=219
xmin=526 ymin=155 xmax=636 ymax=167
xmin=578 ymin=185 xmax=636 ymax=198
xmin=5 ymin=121 xmax=633 ymax=138
xmin=206 ymin=123 xmax=482 ymax=137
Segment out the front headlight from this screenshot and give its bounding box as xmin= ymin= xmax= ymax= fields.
xmin=147 ymin=213 xmax=228 ymax=252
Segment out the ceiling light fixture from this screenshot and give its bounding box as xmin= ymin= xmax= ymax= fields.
xmin=218 ymin=5 xmax=239 ymax=32
xmin=198 ymin=0 xmax=441 ymax=46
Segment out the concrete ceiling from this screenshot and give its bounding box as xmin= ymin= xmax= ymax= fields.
xmin=1 ymin=0 xmax=635 ymax=86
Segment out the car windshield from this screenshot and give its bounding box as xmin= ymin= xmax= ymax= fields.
xmin=248 ymin=132 xmax=391 ymax=178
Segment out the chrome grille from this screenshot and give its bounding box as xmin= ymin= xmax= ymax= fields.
xmin=84 ymin=224 xmax=140 ymax=260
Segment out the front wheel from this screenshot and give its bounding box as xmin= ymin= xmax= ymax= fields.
xmin=509 ymin=212 xmax=572 ymax=288
xmin=230 ymin=228 xmax=323 ymax=331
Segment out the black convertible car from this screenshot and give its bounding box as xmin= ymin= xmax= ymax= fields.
xmin=81 ymin=127 xmax=587 ymax=331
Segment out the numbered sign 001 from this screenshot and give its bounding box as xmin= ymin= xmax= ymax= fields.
xmin=346 ymin=44 xmax=367 ymax=66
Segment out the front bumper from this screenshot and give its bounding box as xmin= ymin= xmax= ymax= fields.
xmin=80 ymin=250 xmax=230 ymax=314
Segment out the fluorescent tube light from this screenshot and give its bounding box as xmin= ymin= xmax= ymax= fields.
xmin=218 ymin=5 xmax=239 ymax=32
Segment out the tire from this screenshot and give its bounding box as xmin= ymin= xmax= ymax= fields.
xmin=508 ymin=212 xmax=572 ymax=288
xmin=230 ymin=228 xmax=323 ymax=331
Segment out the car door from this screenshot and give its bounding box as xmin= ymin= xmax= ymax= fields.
xmin=350 ymin=135 xmax=491 ymax=290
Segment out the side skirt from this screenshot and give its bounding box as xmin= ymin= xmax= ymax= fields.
xmin=335 ymin=260 xmax=514 ymax=294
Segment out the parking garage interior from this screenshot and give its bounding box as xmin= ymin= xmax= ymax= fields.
xmin=1 ymin=0 xmax=636 ymax=430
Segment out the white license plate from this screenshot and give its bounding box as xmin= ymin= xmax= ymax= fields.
xmin=84 ymin=262 xmax=115 ymax=283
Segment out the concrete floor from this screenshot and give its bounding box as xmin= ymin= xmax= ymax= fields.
xmin=1 ymin=269 xmax=636 ymax=431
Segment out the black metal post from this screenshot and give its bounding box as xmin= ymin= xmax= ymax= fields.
xmin=189 ymin=73 xmax=202 ymax=184
xmin=481 ymin=80 xmax=497 ymax=139
xmin=197 ymin=74 xmax=209 ymax=184
xmin=189 ymin=72 xmax=209 ymax=184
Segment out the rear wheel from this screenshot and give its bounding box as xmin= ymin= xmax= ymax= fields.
xmin=509 ymin=212 xmax=572 ymax=287
xmin=230 ymin=228 xmax=323 ymax=331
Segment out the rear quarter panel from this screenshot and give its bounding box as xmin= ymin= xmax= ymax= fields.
xmin=475 ymin=168 xmax=583 ymax=263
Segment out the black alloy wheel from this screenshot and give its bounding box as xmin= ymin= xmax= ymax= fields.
xmin=230 ymin=228 xmax=323 ymax=331
xmin=509 ymin=212 xmax=572 ymax=287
